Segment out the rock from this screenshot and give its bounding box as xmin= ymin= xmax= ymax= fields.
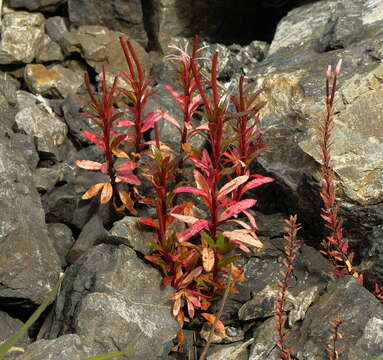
xmin=0 ymin=12 xmax=45 ymax=64
xmin=0 ymin=119 xmax=61 ymax=304
xmin=35 ymin=34 xmax=64 ymax=62
xmin=47 ymin=223 xmax=74 ymax=267
xmin=0 ymin=311 xmax=30 ymax=350
xmin=6 ymin=0 xmax=66 ymax=12
xmin=287 ymin=276 xmax=383 ymax=360
xmin=15 ymin=91 xmax=68 ymax=159
xmin=0 ymin=92 xmax=17 ymax=130
xmin=46 ymin=244 xmax=179 ymax=360
xmin=24 ymin=64 xmax=82 ymax=98
xmin=248 ymin=317 xmax=280 ymax=360
xmin=45 ymin=16 xmax=69 ymax=45
xmin=206 ymin=339 xmax=253 ymax=360
xmin=62 ymin=26 xmax=151 ymax=75
xmin=200 ymin=323 xmax=245 ymax=345
xmin=13 ymin=133 xmax=39 ymax=170
xmin=106 ymin=216 xmax=152 ymax=255
xmin=0 ymin=72 xmax=19 ymax=105
xmin=66 ymin=214 xmax=108 ymax=264
xmin=33 ymin=163 xmax=71 ymax=193
xmin=67 ymin=0 xmax=147 ymax=46
xmin=16 ymin=334 xmax=102 ymax=360
xmin=268 ymin=0 xmax=383 ymax=59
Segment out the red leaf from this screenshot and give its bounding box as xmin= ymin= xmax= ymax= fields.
xmin=200 ymin=313 xmax=225 ymax=332
xmin=75 ymin=160 xmax=102 ymax=171
xmin=177 ymin=220 xmax=209 ymax=242
xmin=116 ymin=173 xmax=141 ymax=185
xmin=179 ymin=266 xmax=203 ymax=288
xmin=140 ymin=217 xmax=159 ymax=228
xmin=82 ymin=130 xmax=106 ymax=150
xmin=218 ymin=199 xmax=257 ymax=223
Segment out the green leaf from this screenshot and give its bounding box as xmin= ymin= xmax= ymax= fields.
xmin=216 ymin=234 xmax=233 ymax=253
xmin=217 ymin=256 xmax=239 ymax=268
xmin=151 ymin=144 xmax=163 ymax=165
xmin=81 ymin=350 xmax=134 ymax=360
xmin=0 ymin=274 xmax=65 ymax=360
xmin=149 ymin=241 xmax=162 ymax=252
xmin=201 ymin=232 xmax=215 ymax=248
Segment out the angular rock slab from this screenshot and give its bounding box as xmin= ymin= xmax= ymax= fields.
xmin=16 ymin=334 xmax=102 ymax=360
xmin=6 ymin=0 xmax=66 ymax=12
xmin=0 ymin=12 xmax=45 ymax=64
xmin=47 ymin=244 xmax=179 ymax=359
xmin=0 ymin=120 xmax=61 ymax=304
xmin=287 ymin=276 xmax=383 ymax=360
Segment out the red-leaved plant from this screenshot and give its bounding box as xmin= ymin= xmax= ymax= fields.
xmin=75 ymin=68 xmax=140 ymax=214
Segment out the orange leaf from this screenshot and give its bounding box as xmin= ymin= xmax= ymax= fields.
xmin=118 ymin=190 xmax=137 ymax=215
xmin=202 ymin=247 xmax=215 ymax=272
xmin=82 ymin=183 xmax=105 ymax=200
xmin=223 ymin=230 xmax=263 ymax=248
xmin=173 ymin=297 xmax=181 ymax=317
xmin=201 ymin=313 xmax=225 ymax=332
xmin=100 ymin=182 xmax=113 ymax=204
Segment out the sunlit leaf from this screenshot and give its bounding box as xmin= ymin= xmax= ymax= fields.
xmin=82 ymin=183 xmax=105 ymax=200
xmin=217 ymin=175 xmax=249 ymax=200
xmin=171 ymin=213 xmax=200 ymax=224
xmin=202 ymin=247 xmax=215 ymax=272
xmin=75 ymin=160 xmax=102 ymax=171
xmin=100 ymin=182 xmax=113 ymax=204
xmin=200 ymin=313 xmax=225 ymax=332
xmin=223 ymin=230 xmax=263 ymax=248
xmin=82 ymin=130 xmax=106 ymax=150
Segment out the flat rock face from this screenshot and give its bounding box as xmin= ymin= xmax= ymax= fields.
xmin=67 ymin=0 xmax=147 ymax=46
xmin=0 ymin=12 xmax=45 ymax=64
xmin=287 ymin=276 xmax=383 ymax=360
xmin=47 ymin=244 xmax=179 ymax=359
xmin=6 ymin=0 xmax=66 ymax=12
xmin=0 ymin=119 xmax=61 ymax=304
xmin=62 ymin=26 xmax=151 ymax=75
xmin=16 ymin=334 xmax=102 ymax=360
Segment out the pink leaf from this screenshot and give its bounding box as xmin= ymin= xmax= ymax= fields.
xmin=116 ymin=173 xmax=141 ymax=185
xmin=218 ymin=199 xmax=257 ymax=223
xmin=115 ymin=161 xmax=137 ymax=172
xmin=116 ymin=119 xmax=135 ymax=127
xmin=177 ymin=220 xmax=209 ymax=242
xmin=75 ymin=160 xmax=102 ymax=171
xmin=223 ymin=230 xmax=263 ymax=248
xmin=163 ymin=112 xmax=181 ymax=131
xmin=141 ymin=110 xmax=164 ymax=133
xmin=165 ymin=84 xmax=184 ymax=107
xmin=239 ymin=175 xmax=274 ymax=197
xmin=171 ymin=213 xmax=200 ymax=224
xmin=174 ymin=186 xmax=208 ymax=199
xmin=217 ymin=175 xmax=249 ymax=200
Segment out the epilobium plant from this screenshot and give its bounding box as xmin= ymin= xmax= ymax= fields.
xmin=76 ymin=68 xmax=140 ymax=214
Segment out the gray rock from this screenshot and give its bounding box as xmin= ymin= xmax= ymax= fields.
xmin=67 ymin=0 xmax=147 ymax=46
xmin=47 ymin=244 xmax=179 ymax=360
xmin=0 ymin=72 xmax=19 ymax=105
xmin=47 ymin=223 xmax=74 ymax=267
xmin=0 ymin=119 xmax=61 ymax=304
xmin=0 ymin=311 xmax=30 ymax=349
xmin=107 ymin=216 xmax=152 ymax=255
xmin=248 ymin=317 xmax=280 ymax=360
xmin=13 ymin=133 xmax=39 ymax=170
xmin=15 ymin=91 xmax=68 ymax=159
xmin=287 ymin=276 xmax=383 ymax=360
xmin=0 ymin=12 xmax=45 ymax=64
xmin=62 ymin=26 xmax=151 ymax=75
xmin=45 ymin=16 xmax=68 ymax=45
xmin=66 ymin=214 xmax=107 ymax=264
xmin=16 ymin=334 xmax=102 ymax=360
xmin=33 ymin=163 xmax=71 ymax=193
xmin=206 ymin=339 xmax=253 ymax=360
xmin=6 ymin=0 xmax=66 ymax=12
xmin=35 ymin=34 xmax=64 ymax=63
xmin=24 ymin=64 xmax=82 ymax=98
